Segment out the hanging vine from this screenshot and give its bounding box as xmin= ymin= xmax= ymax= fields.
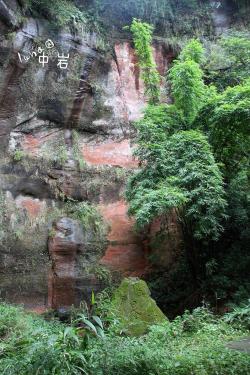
xmin=127 ymin=18 xmax=160 ymax=104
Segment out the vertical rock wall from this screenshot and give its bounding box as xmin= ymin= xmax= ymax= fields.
xmin=0 ymin=1 xmax=182 ymax=310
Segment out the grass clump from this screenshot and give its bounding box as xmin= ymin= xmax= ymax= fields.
xmin=0 ymin=302 xmax=101 ymax=375
xmin=224 ymin=300 xmax=250 ymax=330
xmin=12 ymin=149 xmax=25 ymax=162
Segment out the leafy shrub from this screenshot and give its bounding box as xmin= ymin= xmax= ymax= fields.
xmin=0 ymin=303 xmax=250 ymax=374
xmin=169 ymin=40 xmax=206 ymax=124
xmin=0 ymin=302 xmax=104 ymax=375
xmin=224 ymin=301 xmax=250 ymax=330
xmin=196 ymin=81 xmax=250 ymax=178
xmin=180 ymin=38 xmax=205 ymax=64
xmin=89 ymin=306 xmax=250 ymax=375
xmin=205 ymin=32 xmax=250 ymax=90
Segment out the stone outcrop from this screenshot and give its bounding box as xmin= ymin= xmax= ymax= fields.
xmin=110 ymin=278 xmax=167 ymax=336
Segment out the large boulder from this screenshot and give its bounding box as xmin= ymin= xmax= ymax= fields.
xmin=111 ymin=277 xmax=167 ymax=336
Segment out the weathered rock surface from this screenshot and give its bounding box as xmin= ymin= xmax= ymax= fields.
xmin=0 ymin=193 xmax=50 ymax=310
xmin=0 ymin=0 xmax=237 ymax=310
xmin=48 ymin=216 xmax=109 ymax=310
xmin=0 ymin=0 xmax=177 ymax=310
xmin=227 ymin=338 xmax=250 ymax=354
xmin=110 ymin=277 xmax=167 ymax=336
xmin=100 ymin=200 xmax=150 ymax=276
xmin=48 ymin=217 xmax=83 ymax=309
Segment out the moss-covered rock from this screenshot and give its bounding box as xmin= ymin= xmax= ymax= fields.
xmin=111 ymin=277 xmax=167 ymax=336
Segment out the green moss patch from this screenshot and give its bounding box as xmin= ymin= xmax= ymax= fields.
xmin=111 ymin=277 xmax=167 ymax=336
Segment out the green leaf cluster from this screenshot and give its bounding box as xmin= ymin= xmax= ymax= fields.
xmin=196 ymin=81 xmax=250 ymax=178
xmin=126 ymin=35 xmax=249 ymax=289
xmin=168 ymin=39 xmax=210 ymax=124
xmin=25 ymin=0 xmax=87 ymax=27
xmin=126 ymin=128 xmax=227 ymax=241
xmin=126 ymin=38 xmax=227 ymax=243
xmin=205 ymin=32 xmax=250 ymax=90
xmin=128 ymin=19 xmax=161 ymax=104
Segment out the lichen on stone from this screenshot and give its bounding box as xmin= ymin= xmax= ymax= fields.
xmin=110 ymin=277 xmax=167 ymax=336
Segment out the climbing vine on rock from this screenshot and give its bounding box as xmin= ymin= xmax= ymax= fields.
xmin=127 ymin=19 xmax=160 ymax=104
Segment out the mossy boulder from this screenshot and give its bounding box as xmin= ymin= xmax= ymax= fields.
xmin=110 ymin=277 xmax=167 ymax=336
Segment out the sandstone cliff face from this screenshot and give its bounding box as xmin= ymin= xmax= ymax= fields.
xmin=0 ymin=0 xmax=238 ymax=311
xmin=0 ymin=0 xmax=180 ymax=310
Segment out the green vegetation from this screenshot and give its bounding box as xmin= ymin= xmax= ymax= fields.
xmin=179 ymin=38 xmax=204 ymax=64
xmin=53 ymin=142 xmax=68 ymax=165
xmin=0 ymin=301 xmax=250 ymax=374
xmin=224 ymin=300 xmax=250 ymax=329
xmin=91 ymin=305 xmax=250 ymax=375
xmin=22 ymin=0 xmax=250 ymax=39
xmin=0 ymin=302 xmax=103 ymax=375
xmin=72 ymin=130 xmax=86 ymax=171
xmin=126 ymin=33 xmax=250 ymax=307
xmin=110 ymin=278 xmax=166 ymax=336
xmin=91 ymin=0 xmax=213 ymax=37
xmin=205 ymin=32 xmax=250 ymax=90
xmin=1 ymin=3 xmax=250 ymax=375
xmin=126 ymin=128 xmax=226 ymax=238
xmin=25 ymin=0 xmax=88 ymax=27
xmin=63 ymin=200 xmax=109 ymax=256
xmin=126 ymin=38 xmax=227 ymax=284
xmin=65 ymin=200 xmax=107 ymax=239
xmin=195 ymin=81 xmax=250 ymax=178
xmin=127 ymin=19 xmax=160 ymax=104
xmin=169 ymin=59 xmax=205 ymax=124
xmin=12 ymin=149 xmax=25 ymax=162
xmin=85 ymin=265 xmax=112 ymax=285
xmin=24 ymin=0 xmax=105 ymax=40
xmin=41 ymin=132 xmax=68 ymax=166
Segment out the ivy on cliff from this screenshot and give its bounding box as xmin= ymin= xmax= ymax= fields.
xmin=24 ymin=0 xmax=103 ymax=35
xmin=92 ymin=0 xmax=212 ymax=37
xmin=24 ymin=0 xmax=86 ymax=26
xmin=127 ymin=19 xmax=160 ymax=104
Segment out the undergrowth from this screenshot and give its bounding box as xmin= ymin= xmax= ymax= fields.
xmin=0 ymin=302 xmax=249 ymax=375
